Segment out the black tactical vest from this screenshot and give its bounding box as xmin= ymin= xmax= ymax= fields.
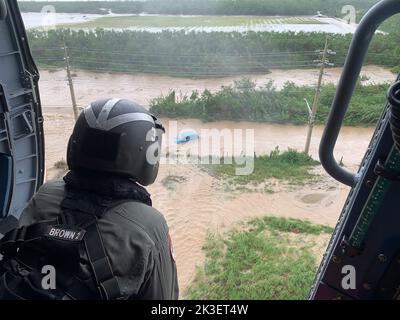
xmin=0 ymin=171 xmax=153 ymax=300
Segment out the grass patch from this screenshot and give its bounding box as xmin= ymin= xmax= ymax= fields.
xmin=186 ymin=216 xmax=331 ymax=300
xmin=253 ymin=216 xmax=334 ymax=235
xmin=206 ymin=148 xmax=319 ymax=186
xmin=62 ymin=15 xmax=323 ymax=29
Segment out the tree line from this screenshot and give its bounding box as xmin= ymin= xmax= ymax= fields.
xmin=19 ymin=0 xmax=378 ymax=17
xmin=27 ymin=29 xmax=400 ymax=77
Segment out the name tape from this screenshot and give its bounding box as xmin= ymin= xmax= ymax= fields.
xmin=45 ymin=225 xmax=86 ymax=242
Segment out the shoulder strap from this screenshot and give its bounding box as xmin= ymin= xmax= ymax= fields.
xmin=83 ymin=218 xmax=122 ymax=300
xmin=61 ymin=188 xmax=123 ymax=300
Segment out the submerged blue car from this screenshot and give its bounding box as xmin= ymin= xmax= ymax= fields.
xmin=176 ymin=130 xmax=200 ymax=144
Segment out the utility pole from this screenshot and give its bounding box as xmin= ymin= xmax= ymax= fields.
xmin=304 ymin=36 xmax=335 ymax=155
xmin=63 ymin=42 xmax=79 ymax=120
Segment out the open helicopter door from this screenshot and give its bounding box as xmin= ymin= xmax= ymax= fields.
xmin=0 ymin=0 xmax=44 ymax=235
xmin=311 ymin=0 xmax=400 ymax=300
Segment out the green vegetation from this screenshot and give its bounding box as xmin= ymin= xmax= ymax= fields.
xmin=150 ymin=78 xmax=389 ymax=126
xmin=161 ymin=175 xmax=187 ymax=191
xmin=62 ymin=15 xmax=323 ymax=29
xmin=259 ymin=216 xmax=334 ymax=234
xmin=28 ymin=29 xmax=400 ymax=77
xmin=186 ymin=216 xmax=332 ymax=299
xmin=381 ymin=15 xmax=400 ymax=34
xmin=18 ymin=0 xmax=378 ymax=17
xmin=206 ymin=148 xmax=319 ymax=186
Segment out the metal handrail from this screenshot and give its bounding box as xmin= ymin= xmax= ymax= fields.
xmin=319 ymin=0 xmax=400 ymax=187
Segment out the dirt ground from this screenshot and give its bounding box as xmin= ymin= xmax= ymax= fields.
xmin=39 ymin=65 xmax=389 ymax=295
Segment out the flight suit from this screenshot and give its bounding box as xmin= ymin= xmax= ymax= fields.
xmin=18 ymin=177 xmax=179 ymax=300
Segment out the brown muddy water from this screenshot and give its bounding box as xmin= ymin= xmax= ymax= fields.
xmin=39 ymin=65 xmax=385 ymax=296
xmin=164 ymin=118 xmax=374 ymax=169
xmin=43 ymin=112 xmax=375 ymax=295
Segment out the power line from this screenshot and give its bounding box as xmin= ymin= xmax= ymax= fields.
xmin=67 ymin=59 xmax=317 ymax=68
xmin=65 ymin=47 xmax=322 ymax=57
xmin=35 ymin=55 xmax=335 ymax=67
xmin=34 ymin=49 xmax=399 ymax=60
xmin=29 ymin=46 xmax=400 ymax=58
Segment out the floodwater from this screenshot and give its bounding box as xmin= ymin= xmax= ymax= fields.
xmin=44 ymin=111 xmax=375 ymax=293
xmin=39 ymin=67 xmax=381 ymax=294
xmin=21 ymin=12 xmax=359 ymax=34
xmin=142 ymin=119 xmax=374 ymax=292
xmin=38 ymin=66 xmax=395 ymax=112
xmin=21 ymin=12 xmax=102 ymax=29
xmin=161 ymin=118 xmax=374 ymax=169
xmin=120 ymin=17 xmax=358 ymax=34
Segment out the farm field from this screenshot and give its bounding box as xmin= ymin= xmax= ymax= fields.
xmin=61 ymin=15 xmax=324 ymax=29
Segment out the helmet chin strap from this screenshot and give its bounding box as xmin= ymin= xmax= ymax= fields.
xmin=128 ymin=177 xmax=139 ymax=184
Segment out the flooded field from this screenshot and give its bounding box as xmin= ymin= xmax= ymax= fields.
xmin=117 ymin=16 xmax=358 ymax=34
xmin=21 ymin=12 xmax=102 ymax=29
xmin=22 ymin=12 xmax=358 ymax=34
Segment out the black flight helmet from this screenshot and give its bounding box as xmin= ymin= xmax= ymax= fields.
xmin=67 ymin=98 xmax=165 ymax=186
